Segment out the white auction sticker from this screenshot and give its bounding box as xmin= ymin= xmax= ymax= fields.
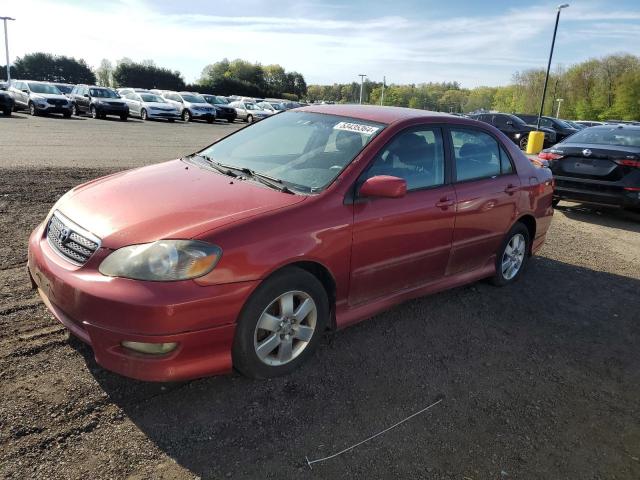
xmin=333 ymin=121 xmax=379 ymax=136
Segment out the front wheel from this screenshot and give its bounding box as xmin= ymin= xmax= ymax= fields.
xmin=206 ymin=117 xmax=214 ymax=124
xmin=72 ymin=104 xmax=79 ymax=116
xmin=552 ymin=198 xmax=560 ymax=208
xmin=227 ymin=118 xmax=235 ymax=123
xmin=233 ymin=267 xmax=329 ymax=378
xmin=182 ymin=109 xmax=191 ymax=122
xmin=246 ymin=114 xmax=253 ymax=123
xmin=29 ymin=102 xmax=37 ymax=116
xmin=140 ymin=109 xmax=147 ymax=120
xmin=90 ymin=106 xmax=98 ymax=119
xmin=2 ymin=108 xmax=10 ymax=116
xmin=120 ymin=113 xmax=128 ymax=121
xmin=490 ymin=223 xmax=530 ymax=286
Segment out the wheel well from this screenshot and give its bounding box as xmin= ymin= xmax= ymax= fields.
xmin=278 ymin=261 xmax=337 ymax=330
xmin=516 ymin=215 xmax=536 ymax=253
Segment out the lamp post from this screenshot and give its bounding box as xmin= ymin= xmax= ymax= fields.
xmin=555 ymin=98 xmax=564 ymax=118
xmin=380 ymin=75 xmax=385 ymax=106
xmin=358 ymin=74 xmax=367 ymax=104
xmin=1 ymin=16 xmax=15 ymax=82
xmin=536 ymin=4 xmax=569 ymax=130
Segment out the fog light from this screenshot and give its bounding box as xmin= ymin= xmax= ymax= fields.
xmin=121 ymin=341 xmax=178 ymax=355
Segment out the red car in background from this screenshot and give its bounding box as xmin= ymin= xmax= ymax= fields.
xmin=28 ymin=105 xmax=554 ymax=381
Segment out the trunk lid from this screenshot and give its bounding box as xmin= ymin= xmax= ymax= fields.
xmin=548 ymin=144 xmax=640 ymax=181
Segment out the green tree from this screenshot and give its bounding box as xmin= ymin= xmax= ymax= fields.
xmin=13 ymin=52 xmax=95 ymax=83
xmin=112 ymin=61 xmax=185 ymax=90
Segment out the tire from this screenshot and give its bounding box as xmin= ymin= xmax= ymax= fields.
xmin=63 ymin=111 xmax=71 ymax=118
xmin=519 ymin=135 xmax=528 ymax=151
xmin=182 ymin=109 xmax=191 ymax=122
xmin=120 ymin=113 xmax=128 ymax=121
xmin=140 ymin=109 xmax=147 ymax=121
xmin=206 ymin=117 xmax=214 ymax=124
xmin=490 ymin=223 xmax=530 ymax=286
xmin=233 ymin=267 xmax=329 ymax=378
xmin=90 ymin=106 xmax=98 ymax=119
xmin=29 ymin=102 xmax=37 ymax=116
xmin=168 ymin=118 xmax=175 ymax=123
xmin=246 ymin=114 xmax=253 ymax=123
xmin=552 ymin=198 xmax=560 ymax=208
xmin=71 ymin=104 xmax=79 ymax=116
xmin=3 ymin=108 xmax=10 ymax=116
xmin=227 ymin=118 xmax=234 ymax=123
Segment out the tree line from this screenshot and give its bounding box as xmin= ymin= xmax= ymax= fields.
xmin=2 ymin=53 xmax=307 ymax=99
xmin=307 ymin=54 xmax=640 ymax=121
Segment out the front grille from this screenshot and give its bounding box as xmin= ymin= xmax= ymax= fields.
xmin=107 ymin=101 xmax=124 ymax=106
xmin=46 ymin=212 xmax=100 ymax=266
xmin=46 ymin=99 xmax=67 ymax=106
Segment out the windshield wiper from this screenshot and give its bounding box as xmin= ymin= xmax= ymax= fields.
xmin=207 ymin=160 xmax=294 ymax=194
xmin=190 ymin=154 xmax=239 ymax=178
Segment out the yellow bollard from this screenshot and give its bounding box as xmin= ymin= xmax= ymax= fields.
xmin=526 ymin=131 xmax=545 ymax=154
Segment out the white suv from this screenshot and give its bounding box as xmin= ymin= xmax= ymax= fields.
xmin=159 ymin=91 xmax=216 ymax=123
xmin=9 ymin=80 xmax=72 ymax=117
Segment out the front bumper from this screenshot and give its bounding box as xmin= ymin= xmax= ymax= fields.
xmin=34 ymin=103 xmax=72 ymax=114
xmin=191 ymin=110 xmax=215 ymax=119
xmin=148 ymin=110 xmax=181 ymax=120
xmin=215 ymin=110 xmax=237 ymax=121
xmin=554 ymin=175 xmax=640 ymax=208
xmin=27 ymin=222 xmax=257 ymax=381
xmin=95 ymin=104 xmax=128 ymax=116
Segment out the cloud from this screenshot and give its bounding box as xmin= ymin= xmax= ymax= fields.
xmin=3 ymin=0 xmax=640 ymax=87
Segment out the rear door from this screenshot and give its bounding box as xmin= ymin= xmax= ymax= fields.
xmin=349 ymin=126 xmax=456 ymax=305
xmin=446 ymin=127 xmax=521 ymax=275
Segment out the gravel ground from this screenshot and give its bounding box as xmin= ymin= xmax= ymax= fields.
xmin=1 ymin=114 xmax=639 ymax=479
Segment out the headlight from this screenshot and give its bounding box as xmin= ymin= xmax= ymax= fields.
xmin=99 ymin=240 xmax=222 ymax=281
xmin=515 ymin=133 xmax=521 ymax=139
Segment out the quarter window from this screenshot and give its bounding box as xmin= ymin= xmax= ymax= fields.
xmin=363 ymin=128 xmax=445 ymax=190
xmin=451 ymin=129 xmax=504 ymax=181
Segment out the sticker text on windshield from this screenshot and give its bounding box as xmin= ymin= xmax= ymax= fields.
xmin=333 ymin=122 xmax=379 ymax=136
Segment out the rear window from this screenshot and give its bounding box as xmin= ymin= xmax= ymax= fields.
xmin=565 ymin=127 xmax=640 ymax=147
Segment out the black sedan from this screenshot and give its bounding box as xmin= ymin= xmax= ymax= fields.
xmin=538 ymin=125 xmax=640 ymax=210
xmin=0 ymin=84 xmax=14 ymax=115
xmin=516 ymin=114 xmax=579 ymax=142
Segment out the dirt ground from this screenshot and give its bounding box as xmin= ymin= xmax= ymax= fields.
xmin=1 ymin=115 xmax=639 ymax=480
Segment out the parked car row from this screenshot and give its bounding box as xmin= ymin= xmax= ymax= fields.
xmin=1 ymin=79 xmax=305 ymax=124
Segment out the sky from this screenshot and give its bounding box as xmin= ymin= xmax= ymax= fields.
xmin=2 ymin=0 xmax=640 ymax=87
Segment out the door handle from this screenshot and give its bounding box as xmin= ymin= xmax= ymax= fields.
xmin=504 ymin=184 xmax=519 ymax=194
xmin=435 ymin=197 xmax=455 ymax=209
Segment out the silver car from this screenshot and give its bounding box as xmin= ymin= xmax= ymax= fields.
xmin=229 ymin=101 xmax=271 ymax=123
xmin=122 ymin=91 xmax=181 ymax=121
xmin=8 ymin=80 xmax=72 ymax=117
xmin=159 ymin=91 xmax=216 ymax=123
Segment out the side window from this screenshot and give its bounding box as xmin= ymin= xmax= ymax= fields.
xmin=494 ymin=115 xmax=507 ymax=128
xmin=540 ymin=118 xmax=552 ymax=128
xmin=363 ymin=128 xmax=445 ymax=191
xmin=499 ymin=146 xmax=514 ymax=174
xmin=451 ymin=129 xmax=501 ymax=182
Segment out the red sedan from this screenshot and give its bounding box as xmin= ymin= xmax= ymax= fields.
xmin=28 ymin=105 xmax=554 ymax=381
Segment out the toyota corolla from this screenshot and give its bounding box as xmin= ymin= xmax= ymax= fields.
xmin=28 ymin=105 xmax=554 ymax=381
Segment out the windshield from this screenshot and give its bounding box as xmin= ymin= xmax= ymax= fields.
xmin=28 ymin=83 xmax=61 ymax=95
xmin=553 ymin=118 xmax=574 ymax=129
xmin=245 ymin=103 xmax=259 ymax=110
xmin=181 ymin=94 xmax=206 ymax=103
xmin=508 ymin=116 xmax=528 ymax=127
xmin=565 ymin=127 xmax=640 ymax=147
xmin=54 ymin=84 xmax=73 ymax=94
xmin=258 ymin=102 xmax=274 ymax=110
xmin=90 ymin=88 xmax=119 ymax=98
xmin=140 ymin=94 xmax=165 ymax=103
xmin=198 ymin=111 xmax=385 ymax=192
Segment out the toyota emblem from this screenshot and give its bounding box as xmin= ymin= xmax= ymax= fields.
xmin=582 ymin=149 xmax=592 ymax=157
xmin=57 ymin=227 xmax=71 ymax=243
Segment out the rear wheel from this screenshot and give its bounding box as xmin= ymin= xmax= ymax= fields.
xmin=119 ymin=113 xmax=128 ymax=121
xmin=519 ymin=135 xmax=528 ymax=150
xmin=2 ymin=108 xmax=10 ymax=116
xmin=233 ymin=267 xmax=329 ymax=378
xmin=168 ymin=118 xmax=175 ymax=123
xmin=206 ymin=117 xmax=214 ymax=124
xmin=63 ymin=111 xmax=71 ymax=118
xmin=552 ymin=198 xmax=560 ymax=208
xmin=490 ymin=223 xmax=530 ymax=286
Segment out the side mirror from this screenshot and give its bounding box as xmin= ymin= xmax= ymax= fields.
xmin=83 ymin=94 xmax=89 ymax=98
xmin=22 ymin=89 xmax=28 ymax=93
xmin=506 ymin=120 xmax=513 ymax=126
xmin=359 ymin=175 xmax=407 ymax=199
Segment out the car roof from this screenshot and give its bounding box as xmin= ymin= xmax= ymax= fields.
xmin=298 ymin=104 xmax=461 ymax=125
xmin=585 ymin=124 xmax=640 ymax=131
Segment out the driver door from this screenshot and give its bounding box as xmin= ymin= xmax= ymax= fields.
xmin=349 ymin=126 xmax=456 ymax=305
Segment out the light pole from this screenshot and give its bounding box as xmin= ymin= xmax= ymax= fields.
xmin=358 ymin=74 xmax=367 ymax=104
xmin=555 ymin=98 xmax=564 ymax=118
xmin=380 ymin=75 xmax=385 ymax=106
xmin=536 ymin=4 xmax=569 ymax=130
xmin=1 ymin=16 xmax=15 ymax=82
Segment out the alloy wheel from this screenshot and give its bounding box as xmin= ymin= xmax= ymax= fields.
xmin=253 ymin=291 xmax=317 ymax=366
xmin=501 ymin=233 xmax=526 ymax=280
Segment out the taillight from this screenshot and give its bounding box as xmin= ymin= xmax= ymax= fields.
xmin=614 ymin=159 xmax=640 ymax=168
xmin=538 ymin=152 xmax=564 ymax=161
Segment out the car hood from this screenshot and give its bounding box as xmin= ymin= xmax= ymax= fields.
xmin=186 ymin=102 xmax=213 ymax=108
xmin=32 ymin=93 xmax=68 ymax=101
xmin=55 ymin=159 xmax=306 ymax=249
